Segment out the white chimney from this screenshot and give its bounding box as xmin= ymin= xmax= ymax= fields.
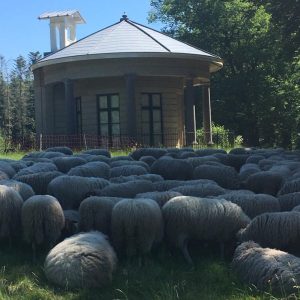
xmin=38 ymin=10 xmax=85 ymax=53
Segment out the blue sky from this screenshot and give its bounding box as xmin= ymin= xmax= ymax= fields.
xmin=0 ymin=0 xmax=162 ymax=66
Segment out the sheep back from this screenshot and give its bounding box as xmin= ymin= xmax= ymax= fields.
xmin=68 ymin=161 xmax=110 ymax=179
xmin=0 ymin=180 xmax=35 ymax=200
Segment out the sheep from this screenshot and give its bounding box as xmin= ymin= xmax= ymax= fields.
xmin=218 ymin=192 xmax=280 ymax=218
xmin=96 ymin=180 xmax=154 ymax=198
xmin=0 ymin=161 xmax=16 ymax=178
xmin=82 ymin=149 xmax=111 ymax=157
xmin=278 ymin=192 xmax=300 ymax=211
xmin=212 ymin=153 xmax=229 ymax=165
xmin=44 ymin=231 xmax=117 ymax=289
xmin=239 ymin=163 xmax=260 ymax=182
xmin=79 ymin=196 xmax=122 ymax=235
xmin=0 ymin=180 xmax=35 ymax=200
xmin=111 ymin=198 xmax=163 ymax=260
xmin=110 ymin=165 xmax=148 ymax=178
xmin=62 ymin=210 xmax=79 ymax=238
xmin=68 ymin=161 xmax=110 ymax=179
xmin=246 ymin=155 xmax=265 ymax=164
xmin=52 ymin=156 xmax=86 ymax=173
xmin=292 ymin=205 xmax=300 ymax=212
xmin=110 ymin=160 xmax=150 ymax=172
xmin=178 ymin=151 xmax=197 ymax=159
xmin=40 ymin=152 xmax=66 ymax=159
xmin=193 ymin=164 xmax=240 ymax=189
xmin=14 ymin=162 xmax=58 ymax=177
xmin=0 ymin=171 xmax=9 ymax=180
xmin=245 ymin=171 xmax=284 ymax=196
xmin=8 ymin=160 xmax=27 ymax=173
xmin=0 ymin=185 xmax=23 ymax=243
xmin=278 ymin=178 xmax=300 ymax=195
xmin=151 ymin=158 xmax=193 ymax=180
xmin=171 ymin=183 xmax=225 ymax=198
xmin=48 ymin=175 xmax=109 ymax=209
xmin=110 ymin=156 xmax=133 ymax=162
xmin=227 ymin=154 xmax=249 ymax=172
xmin=22 ymin=195 xmax=65 ymax=259
xmin=139 ymin=156 xmax=156 ymax=167
xmin=135 ymin=191 xmax=182 ymax=207
xmin=131 ymin=148 xmax=167 ymax=160
xmin=232 ymin=241 xmax=300 ymax=295
xmin=110 ymin=174 xmax=163 ymax=184
xmin=45 ymin=146 xmax=73 ymax=155
xmin=195 ymin=148 xmax=227 ymax=157
xmin=237 ymin=212 xmax=300 ymax=251
xmin=162 ymin=196 xmax=250 ymax=264
xmin=15 ymin=171 xmax=63 ymax=195
xmin=229 ymin=148 xmax=251 ymax=155
xmin=186 ymin=156 xmax=220 ymax=169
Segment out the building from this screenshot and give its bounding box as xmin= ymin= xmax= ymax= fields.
xmin=32 ymin=11 xmax=223 ymax=148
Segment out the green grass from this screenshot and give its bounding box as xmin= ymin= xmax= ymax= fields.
xmin=0 ymin=152 xmax=27 ymax=160
xmin=0 ymin=242 xmax=291 ymax=300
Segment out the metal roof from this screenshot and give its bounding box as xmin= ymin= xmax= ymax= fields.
xmin=38 ymin=10 xmax=86 ymax=24
xmin=35 ymin=16 xmax=222 ymax=69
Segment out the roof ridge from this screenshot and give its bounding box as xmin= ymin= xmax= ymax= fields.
xmin=125 ymin=19 xmax=171 ymax=52
xmin=129 ymin=20 xmax=221 ymax=59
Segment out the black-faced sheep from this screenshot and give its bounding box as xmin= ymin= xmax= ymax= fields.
xmin=193 ymin=164 xmax=240 ymax=189
xmin=0 ymin=180 xmax=35 ymax=201
xmin=162 ymin=196 xmax=250 ymax=264
xmin=151 ymin=158 xmax=193 ymax=180
xmin=111 ymin=198 xmax=163 ymax=259
xmin=135 ymin=191 xmax=182 ymax=207
xmin=22 ymin=195 xmax=65 ymax=258
xmin=48 ymin=175 xmax=109 ymax=209
xmin=232 ymin=241 xmax=300 ymax=295
xmin=68 ymin=161 xmax=110 ymax=179
xmin=237 ymin=212 xmax=300 ymax=251
xmin=0 ymin=185 xmax=23 ymax=243
xmin=79 ymin=196 xmax=121 ymax=235
xmin=44 ymin=231 xmax=117 ymax=289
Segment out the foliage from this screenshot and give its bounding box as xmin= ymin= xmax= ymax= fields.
xmin=196 ymin=123 xmax=243 ymax=149
xmin=149 ymin=0 xmax=300 ymax=148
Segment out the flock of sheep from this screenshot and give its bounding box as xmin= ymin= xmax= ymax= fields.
xmin=1 ymin=146 xmax=300 ymax=294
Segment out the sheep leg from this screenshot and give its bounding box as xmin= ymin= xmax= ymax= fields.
xmin=181 ymin=240 xmax=193 ymax=265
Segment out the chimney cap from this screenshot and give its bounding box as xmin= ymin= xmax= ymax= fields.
xmin=120 ymin=14 xmax=128 ymax=21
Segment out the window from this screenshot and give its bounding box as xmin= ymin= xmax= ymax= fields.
xmin=75 ymin=97 xmax=82 ymax=134
xmin=97 ymin=94 xmax=120 ymax=138
xmin=141 ymin=93 xmax=163 ymax=146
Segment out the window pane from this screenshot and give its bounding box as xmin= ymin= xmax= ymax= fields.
xmin=153 ymin=122 xmax=162 ymax=134
xmin=153 ymin=109 xmax=161 ymax=122
xmin=111 ymin=95 xmax=119 ymax=108
xmin=101 ymin=124 xmax=109 ymax=135
xmin=142 ymin=110 xmax=149 ymax=123
xmin=99 ymin=96 xmax=107 ymax=109
xmin=100 ymin=111 xmax=108 ymax=124
xmin=112 ymin=124 xmax=120 ymax=135
xmin=141 ymin=94 xmax=149 ymax=107
xmin=111 ymin=110 xmax=120 ymax=123
xmin=152 ymin=94 xmax=161 ymax=107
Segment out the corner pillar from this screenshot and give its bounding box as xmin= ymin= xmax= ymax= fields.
xmin=202 ymin=84 xmax=213 ymax=145
xmin=64 ymin=79 xmax=76 ymax=135
xmin=185 ymin=78 xmax=197 ymax=145
xmin=125 ymin=74 xmax=137 ymax=139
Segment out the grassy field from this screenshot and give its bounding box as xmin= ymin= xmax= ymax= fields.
xmin=0 ymin=150 xmax=296 ymax=300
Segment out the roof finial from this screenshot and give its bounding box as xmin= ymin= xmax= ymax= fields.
xmin=120 ymin=13 xmax=128 ymax=21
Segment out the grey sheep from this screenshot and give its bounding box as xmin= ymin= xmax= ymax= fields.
xmin=96 ymin=180 xmax=154 ymax=198
xmin=52 ymin=156 xmax=86 ymax=173
xmin=79 ymin=196 xmax=122 ymax=235
xmin=246 ymin=155 xmax=265 ymax=164
xmin=195 ymin=148 xmax=227 ymax=156
xmin=193 ymin=164 xmax=240 ymax=189
xmin=15 ymin=171 xmax=63 ymax=194
xmin=0 ymin=185 xmax=23 ymax=242
xmin=110 ymin=174 xmax=163 ymax=184
xmin=22 ymin=195 xmax=65 ymax=257
xmin=48 ymin=175 xmax=109 ymax=209
xmin=0 ymin=179 xmax=35 ymax=200
xmin=44 ymin=231 xmax=117 ymax=289
xmin=62 ymin=210 xmax=79 ymax=238
xmin=45 ymin=146 xmax=73 ymax=155
xmin=151 ymin=158 xmax=193 ymax=180
xmin=110 ymin=160 xmax=150 ymax=172
xmin=245 ymin=171 xmax=284 ymax=196
xmin=278 ymin=192 xmax=300 ymax=211
xmin=131 ymin=148 xmax=167 ymax=160
xmin=218 ymin=192 xmax=280 ymax=218
xmin=227 ymin=154 xmax=249 ymax=172
xmin=278 ymin=178 xmax=300 ymax=195
xmin=110 ymin=165 xmax=148 ymax=178
xmin=232 ymin=241 xmax=300 ymax=295
xmin=186 ymin=156 xmax=220 ymax=169
xmin=111 ymin=198 xmax=163 ymax=259
xmin=0 ymin=161 xmax=16 ymax=178
xmin=139 ymin=156 xmax=156 ymax=167
xmin=68 ymin=161 xmax=110 ymax=179
xmin=162 ymin=196 xmax=250 ymax=264
xmin=110 ymin=156 xmax=133 ymax=162
xmin=292 ymin=205 xmax=300 ymax=212
xmin=239 ymin=163 xmax=260 ymax=182
xmin=14 ymin=162 xmax=58 ymax=177
xmin=171 ymin=183 xmax=225 ymax=198
xmin=0 ymin=171 xmax=9 ymax=180
xmin=237 ymin=212 xmax=300 ymax=251
xmin=135 ymin=191 xmax=182 ymax=207
xmin=82 ymin=149 xmax=111 ymax=157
